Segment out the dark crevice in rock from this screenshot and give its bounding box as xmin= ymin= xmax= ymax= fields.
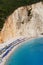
xmin=21 ymin=21 xmax=24 ymax=24
xmin=27 ymin=8 xmax=32 ymax=16
xmin=41 ymin=33 xmax=43 ymax=35
xmin=27 ymin=8 xmax=32 ymax=21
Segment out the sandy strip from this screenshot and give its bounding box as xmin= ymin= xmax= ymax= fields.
xmin=1 ymin=36 xmax=43 ymax=65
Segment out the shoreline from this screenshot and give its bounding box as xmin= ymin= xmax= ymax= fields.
xmin=1 ymin=36 xmax=43 ymax=65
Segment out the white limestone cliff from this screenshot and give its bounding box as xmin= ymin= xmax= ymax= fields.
xmin=0 ymin=2 xmax=43 ymax=43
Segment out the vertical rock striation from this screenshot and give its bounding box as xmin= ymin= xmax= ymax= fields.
xmin=0 ymin=2 xmax=43 ymax=43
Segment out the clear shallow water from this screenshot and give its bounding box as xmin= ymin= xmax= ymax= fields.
xmin=5 ymin=37 xmax=43 ymax=65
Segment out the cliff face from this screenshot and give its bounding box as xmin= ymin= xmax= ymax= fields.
xmin=0 ymin=2 xmax=43 ymax=43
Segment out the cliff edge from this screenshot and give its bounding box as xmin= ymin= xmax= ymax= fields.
xmin=0 ymin=2 xmax=43 ymax=43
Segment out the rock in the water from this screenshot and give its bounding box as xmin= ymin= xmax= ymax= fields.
xmin=0 ymin=2 xmax=43 ymax=43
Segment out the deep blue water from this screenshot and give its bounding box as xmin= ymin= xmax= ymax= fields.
xmin=5 ymin=37 xmax=43 ymax=65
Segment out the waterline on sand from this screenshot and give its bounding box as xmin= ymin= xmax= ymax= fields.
xmin=5 ymin=37 xmax=43 ymax=65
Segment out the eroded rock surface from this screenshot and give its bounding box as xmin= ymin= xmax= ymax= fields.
xmin=0 ymin=2 xmax=43 ymax=43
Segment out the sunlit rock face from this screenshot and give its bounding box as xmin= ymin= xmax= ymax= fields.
xmin=0 ymin=2 xmax=43 ymax=43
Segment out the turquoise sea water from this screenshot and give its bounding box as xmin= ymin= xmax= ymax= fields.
xmin=5 ymin=37 xmax=43 ymax=65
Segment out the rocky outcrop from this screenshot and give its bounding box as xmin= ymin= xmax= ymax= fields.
xmin=0 ymin=2 xmax=43 ymax=43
